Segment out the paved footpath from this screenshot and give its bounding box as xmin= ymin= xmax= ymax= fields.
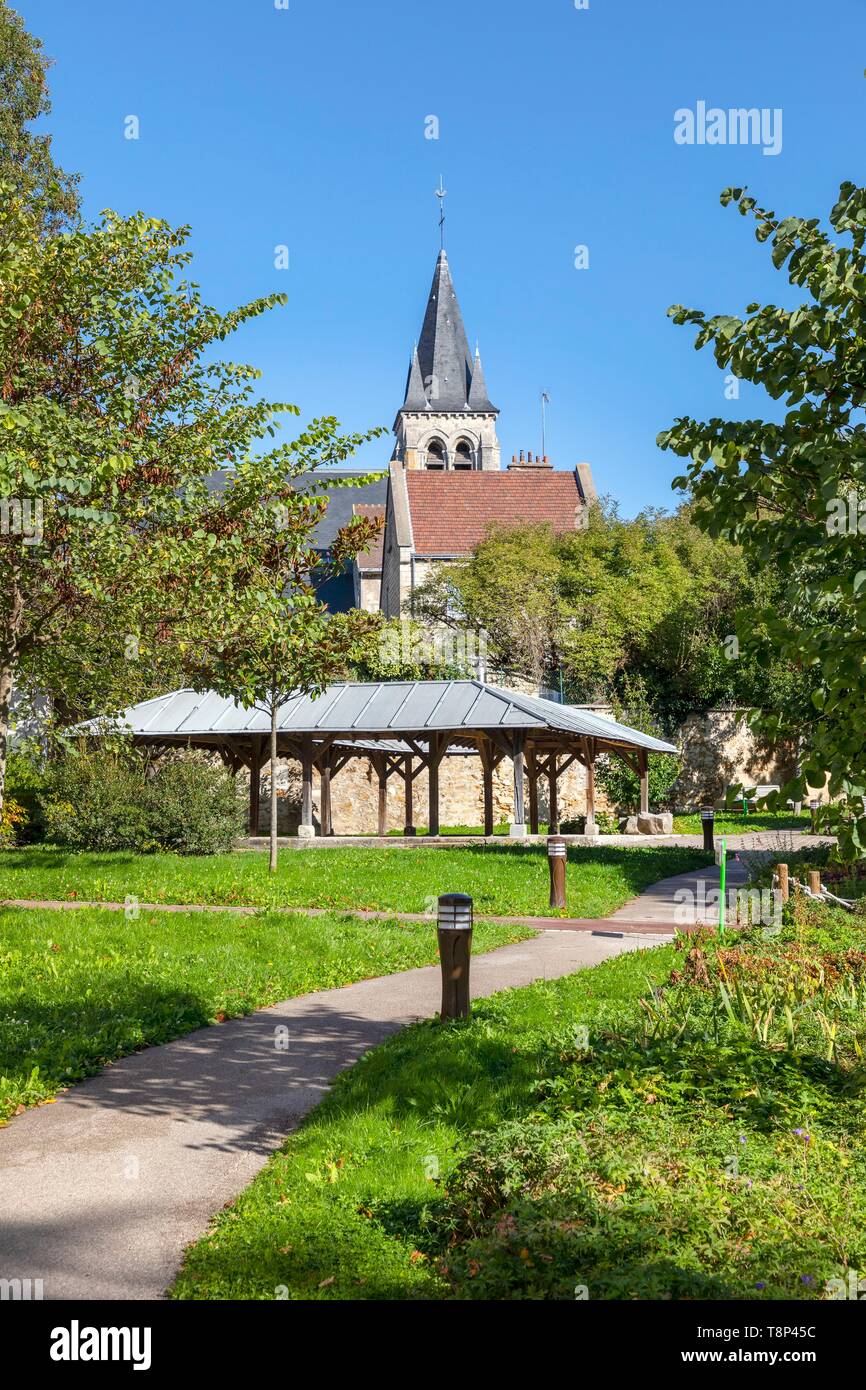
xmin=0 ymin=926 xmax=661 ymax=1302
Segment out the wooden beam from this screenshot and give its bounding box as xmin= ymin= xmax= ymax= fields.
xmin=584 ymin=737 xmax=596 ymax=830
xmin=320 ymin=749 xmax=333 ymax=837
xmin=428 ymin=733 xmax=444 ymax=836
xmin=528 ymin=749 xmax=539 ymax=835
xmin=512 ymin=731 xmax=525 ymax=826
xmin=300 ymin=736 xmax=314 ymax=834
xmin=370 ymin=753 xmax=389 ymax=837
xmin=639 ymin=748 xmax=649 ymax=814
xmin=403 ymin=755 xmax=415 ymax=835
xmin=478 ymin=740 xmax=495 ymax=837
xmin=548 ymin=754 xmax=559 ymax=834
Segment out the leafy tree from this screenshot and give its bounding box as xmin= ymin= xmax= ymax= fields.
xmin=413 ymin=502 xmax=755 ymax=720
xmin=192 ymin=479 xmax=381 ymax=870
xmin=0 ymin=2 xmax=79 ymax=230
xmin=659 ymin=182 xmax=866 ymax=855
xmin=594 ymin=676 xmax=682 ymax=812
xmin=0 ymin=184 xmax=382 ymax=822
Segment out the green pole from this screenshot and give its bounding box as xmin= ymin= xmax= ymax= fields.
xmin=719 ymin=835 xmax=727 ymax=936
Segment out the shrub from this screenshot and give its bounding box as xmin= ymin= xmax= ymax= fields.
xmin=40 ymin=750 xmax=153 ymax=852
xmin=145 ymin=757 xmax=245 ymax=855
xmin=4 ymin=745 xmax=48 ymax=842
xmin=0 ymin=796 xmax=27 ymax=848
xmin=39 ymin=748 xmax=245 ymax=855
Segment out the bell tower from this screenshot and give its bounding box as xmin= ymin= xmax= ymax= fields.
xmin=393 ymin=249 xmax=501 ymax=472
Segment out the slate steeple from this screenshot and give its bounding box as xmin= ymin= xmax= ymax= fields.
xmin=394 ymin=248 xmax=501 ymax=471
xmin=400 ymin=251 xmax=497 ymax=413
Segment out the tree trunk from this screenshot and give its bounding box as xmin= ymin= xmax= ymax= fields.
xmin=269 ymin=701 xmax=278 ymax=873
xmin=0 ymin=658 xmax=14 ymax=822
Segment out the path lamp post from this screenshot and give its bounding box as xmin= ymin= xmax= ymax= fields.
xmin=700 ymin=806 xmax=715 ymax=854
xmin=809 ymin=798 xmax=820 ymax=834
xmin=548 ymin=835 xmax=567 ymax=909
xmin=437 ymin=893 xmax=473 ymax=1021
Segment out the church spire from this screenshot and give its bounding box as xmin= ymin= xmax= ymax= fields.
xmin=400 ymin=250 xmax=497 ymax=414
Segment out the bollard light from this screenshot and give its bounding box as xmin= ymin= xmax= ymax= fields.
xmin=547 ymin=835 xmax=567 ymax=910
xmin=437 ymin=893 xmax=473 ymax=1021
xmin=700 ymin=806 xmax=715 ymax=854
xmin=809 ymin=797 xmax=820 ymax=833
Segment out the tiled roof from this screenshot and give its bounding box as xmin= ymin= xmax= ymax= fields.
xmin=353 ymin=503 xmax=385 ymax=568
xmin=405 ymin=469 xmax=586 ymax=555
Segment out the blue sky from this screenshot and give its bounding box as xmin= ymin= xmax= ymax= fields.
xmin=17 ymin=0 xmax=866 ymax=512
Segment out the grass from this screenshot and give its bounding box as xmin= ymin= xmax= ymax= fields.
xmin=672 ymin=811 xmax=811 ymax=835
xmin=0 ymin=842 xmax=710 ymax=919
xmin=172 ymin=908 xmax=866 ymax=1302
xmin=0 ymin=905 xmax=531 ymax=1124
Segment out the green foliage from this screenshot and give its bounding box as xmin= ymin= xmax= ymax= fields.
xmin=0 ymin=794 xmax=25 ymax=847
xmin=143 ymin=757 xmax=246 ymax=855
xmin=0 ymin=175 xmax=383 ymax=826
xmin=595 ymin=678 xmax=682 ymax=810
xmin=659 ymin=182 xmax=866 ymax=856
xmin=39 ymin=749 xmax=245 ymax=854
xmin=412 ymin=501 xmax=784 ymax=725
xmin=41 ymin=749 xmax=152 ymax=852
xmin=0 ymin=2 xmax=79 ymax=230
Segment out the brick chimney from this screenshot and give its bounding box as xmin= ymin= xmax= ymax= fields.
xmin=507 ymin=449 xmax=553 ymax=470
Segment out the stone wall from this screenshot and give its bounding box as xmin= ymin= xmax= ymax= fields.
xmin=669 ymin=708 xmax=798 ymax=808
xmin=256 ymin=751 xmax=601 ymax=835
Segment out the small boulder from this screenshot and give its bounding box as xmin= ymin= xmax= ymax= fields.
xmin=636 ymin=812 xmax=674 ymax=836
xmin=622 ymin=815 xmax=641 ymax=835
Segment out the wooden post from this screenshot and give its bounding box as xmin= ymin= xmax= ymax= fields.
xmin=548 ymin=755 xmax=559 ymax=834
xmin=403 ymin=756 xmax=415 ymax=836
xmin=778 ymin=862 xmax=789 ymax=903
xmin=320 ymin=750 xmax=332 ymax=837
xmin=428 ymin=734 xmax=442 ymax=837
xmin=808 ymin=869 xmax=822 ymax=896
xmin=300 ymin=738 xmax=314 ymax=836
xmin=528 ymin=750 xmax=539 ymax=835
xmin=512 ymin=732 xmax=525 ymax=827
xmin=480 ymin=743 xmax=495 ymax=837
xmin=639 ymin=749 xmax=649 ymax=815
xmin=585 ymin=741 xmax=596 ymax=831
xmin=375 ymin=755 xmax=388 ymax=837
xmin=248 ymin=735 xmax=262 ymax=837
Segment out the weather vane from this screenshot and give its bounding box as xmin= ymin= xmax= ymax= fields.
xmin=435 ymin=175 xmax=447 ymax=249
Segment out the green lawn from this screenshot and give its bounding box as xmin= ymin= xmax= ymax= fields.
xmin=172 ymin=909 xmax=866 ymax=1302
xmin=0 ymin=905 xmax=531 ymax=1123
xmin=672 ymin=811 xmax=811 ymax=835
xmin=0 ymin=843 xmax=710 ymax=919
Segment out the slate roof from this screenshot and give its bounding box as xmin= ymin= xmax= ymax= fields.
xmin=401 ymin=251 xmax=496 ymax=413
xmin=405 ymin=469 xmax=589 ymax=555
xmin=80 ymin=681 xmax=677 ymax=753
